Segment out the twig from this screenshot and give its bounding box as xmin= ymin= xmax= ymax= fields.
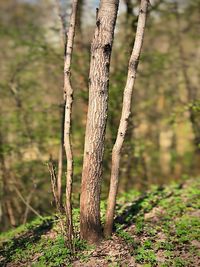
xmin=47 ymin=161 xmax=65 ymax=234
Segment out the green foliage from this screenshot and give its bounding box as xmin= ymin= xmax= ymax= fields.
xmin=1 ymin=178 xmax=200 ymax=266
xmin=37 ymin=235 xmax=71 ymax=267
xmin=117 ymin=230 xmax=135 ymax=245
xmin=118 ymin=189 xmax=141 ymax=205
xmin=135 ymin=218 xmax=145 ymax=234
xmin=115 ymin=178 xmax=200 ymax=267
xmin=0 ymin=214 xmax=93 ymax=266
xmin=175 ymin=216 xmax=200 ymax=243
xmin=135 ymin=246 xmax=157 ymax=265
xmin=0 ymin=216 xmax=52 ymax=243
xmin=173 ymin=257 xmax=188 ymax=267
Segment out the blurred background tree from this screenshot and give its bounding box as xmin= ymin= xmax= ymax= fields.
xmin=0 ymin=0 xmax=199 ymax=231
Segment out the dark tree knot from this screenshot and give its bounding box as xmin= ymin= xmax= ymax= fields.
xmin=105 ymin=62 xmax=110 ymax=71
xmin=103 ymin=43 xmax=111 ymax=55
xmin=99 ymin=90 xmax=104 ymax=95
xmin=130 ymin=59 xmax=139 ymax=70
xmin=96 ymin=19 xmax=100 ymax=28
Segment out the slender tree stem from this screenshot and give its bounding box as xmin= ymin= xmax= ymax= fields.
xmin=56 ymin=0 xmax=78 ymax=248
xmin=104 ymin=0 xmax=149 ymax=237
xmin=63 ymin=0 xmax=78 ymax=248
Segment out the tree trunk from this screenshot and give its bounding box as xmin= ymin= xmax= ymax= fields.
xmin=104 ymin=0 xmax=149 ymax=237
xmin=80 ymin=0 xmax=119 ymax=244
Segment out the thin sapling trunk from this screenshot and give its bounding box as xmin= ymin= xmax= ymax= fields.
xmin=104 ymin=0 xmax=149 ymax=237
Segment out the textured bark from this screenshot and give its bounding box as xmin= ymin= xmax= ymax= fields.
xmin=104 ymin=0 xmax=149 ymax=237
xmin=80 ymin=0 xmax=119 ymax=244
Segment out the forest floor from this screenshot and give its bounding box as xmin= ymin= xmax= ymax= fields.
xmin=0 ymin=178 xmax=200 ymax=267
